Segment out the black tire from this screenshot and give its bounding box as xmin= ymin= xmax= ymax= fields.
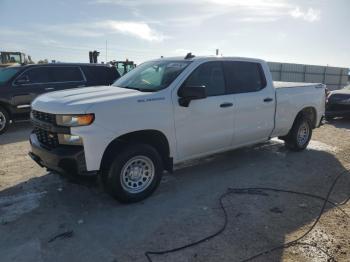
xmin=102 ymin=144 xmax=163 ymax=203
xmin=0 ymin=106 xmax=10 ymax=135
xmin=284 ymin=117 xmax=312 ymax=151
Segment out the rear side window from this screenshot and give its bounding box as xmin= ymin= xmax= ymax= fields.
xmin=184 ymin=62 xmax=226 ymax=96
xmin=25 ymin=67 xmax=52 ymax=83
xmin=51 ymin=67 xmax=84 ymax=82
xmin=82 ymin=66 xmax=120 ymax=85
xmin=223 ymin=61 xmax=266 ymax=94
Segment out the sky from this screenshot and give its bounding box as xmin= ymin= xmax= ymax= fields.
xmin=0 ymin=0 xmax=349 ymax=67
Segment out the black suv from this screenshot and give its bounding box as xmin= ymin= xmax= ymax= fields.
xmin=0 ymin=63 xmax=120 ymax=134
xmin=325 ymin=85 xmax=350 ymax=120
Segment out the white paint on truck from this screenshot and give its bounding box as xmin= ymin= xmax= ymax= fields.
xmin=30 ymin=56 xmax=326 ymax=202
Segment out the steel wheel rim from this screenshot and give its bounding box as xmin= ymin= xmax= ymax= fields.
xmin=120 ymin=155 xmax=155 ymax=194
xmin=297 ymin=122 xmax=309 ymax=146
xmin=0 ymin=111 xmax=6 ymax=131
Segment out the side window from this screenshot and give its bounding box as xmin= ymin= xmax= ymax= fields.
xmin=223 ymin=61 xmax=266 ymax=94
xmin=24 ymin=67 xmax=52 ymax=84
xmin=51 ymin=67 xmax=84 ymax=82
xmin=184 ymin=62 xmax=226 ymax=96
xmin=82 ymin=66 xmax=120 ymax=85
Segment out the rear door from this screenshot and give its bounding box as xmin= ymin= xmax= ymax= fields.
xmin=50 ymin=66 xmax=86 ymax=91
xmin=82 ymin=66 xmax=121 ymax=86
xmin=108 ymin=67 xmax=121 ymax=84
xmin=223 ymin=61 xmax=275 ymax=146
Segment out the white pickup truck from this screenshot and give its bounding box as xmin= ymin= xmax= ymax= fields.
xmin=29 ymin=56 xmax=325 ymax=202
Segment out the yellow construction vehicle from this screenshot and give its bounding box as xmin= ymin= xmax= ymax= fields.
xmin=109 ymin=59 xmax=136 ymax=75
xmin=0 ymin=51 xmax=32 ymax=68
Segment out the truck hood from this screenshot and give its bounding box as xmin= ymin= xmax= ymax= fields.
xmin=31 ymin=86 xmax=140 ymax=114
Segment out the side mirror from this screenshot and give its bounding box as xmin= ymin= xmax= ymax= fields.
xmin=15 ymin=75 xmax=30 ymax=85
xmin=178 ymin=85 xmax=207 ymax=107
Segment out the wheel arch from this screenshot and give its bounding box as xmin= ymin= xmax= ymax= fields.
xmin=294 ymin=106 xmax=317 ymax=128
xmin=279 ymin=106 xmax=317 ymax=140
xmin=0 ymin=101 xmax=12 ymax=119
xmin=100 ymin=129 xmax=173 ymax=173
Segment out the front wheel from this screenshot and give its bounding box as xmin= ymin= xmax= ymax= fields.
xmin=0 ymin=106 xmax=10 ymax=135
xmin=103 ymin=144 xmax=163 ymax=203
xmin=284 ymin=117 xmax=312 ymax=151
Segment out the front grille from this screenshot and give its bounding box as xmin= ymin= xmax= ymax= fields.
xmin=32 ymin=110 xmax=56 ymax=125
xmin=327 ymin=104 xmax=350 ymax=111
xmin=34 ymin=127 xmax=59 ymax=148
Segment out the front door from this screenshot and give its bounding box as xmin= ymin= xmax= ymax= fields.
xmin=11 ymin=67 xmax=53 ymax=110
xmin=173 ymin=61 xmax=235 ymax=161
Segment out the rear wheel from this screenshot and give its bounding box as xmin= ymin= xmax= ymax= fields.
xmin=284 ymin=117 xmax=312 ymax=151
xmin=0 ymin=106 xmax=10 ymax=135
xmin=102 ymin=144 xmax=163 ymax=203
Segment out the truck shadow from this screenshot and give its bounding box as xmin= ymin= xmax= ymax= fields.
xmin=0 ymin=121 xmax=32 ymax=145
xmin=0 ymin=140 xmax=349 ymax=262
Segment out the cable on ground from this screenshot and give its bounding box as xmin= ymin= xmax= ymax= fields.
xmin=145 ymin=170 xmax=349 ymax=262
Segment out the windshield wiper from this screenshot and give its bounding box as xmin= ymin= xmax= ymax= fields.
xmin=120 ymin=86 xmax=156 ymax=92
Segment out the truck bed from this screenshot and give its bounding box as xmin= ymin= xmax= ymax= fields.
xmin=274 ymin=81 xmax=322 ymax=89
xmin=271 ymin=81 xmax=326 ymax=138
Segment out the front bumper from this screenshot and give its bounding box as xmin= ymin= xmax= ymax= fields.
xmin=326 ymin=99 xmax=350 ymax=118
xmin=29 ymin=133 xmax=96 ymax=176
xmin=325 ymin=109 xmax=350 ymax=118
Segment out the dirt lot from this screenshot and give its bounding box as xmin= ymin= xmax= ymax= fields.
xmin=0 ymin=120 xmax=349 ymax=262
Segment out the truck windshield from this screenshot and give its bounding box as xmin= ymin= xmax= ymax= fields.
xmin=0 ymin=67 xmax=21 ymax=85
xmin=113 ymin=60 xmax=191 ymax=92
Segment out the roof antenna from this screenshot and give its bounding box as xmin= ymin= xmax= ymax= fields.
xmin=184 ymin=52 xmax=195 ymax=59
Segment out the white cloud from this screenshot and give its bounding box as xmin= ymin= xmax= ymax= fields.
xmin=204 ymin=0 xmax=288 ymax=9
xmin=92 ymin=0 xmax=322 ymax=25
xmin=34 ymin=20 xmax=165 ymax=42
xmin=96 ymin=20 xmax=165 ymax=41
xmin=290 ymin=7 xmax=321 ymax=22
xmin=92 ymin=0 xmax=288 ymax=9
xmin=35 ymin=24 xmax=103 ymax=37
xmin=237 ymin=17 xmax=280 ymax=23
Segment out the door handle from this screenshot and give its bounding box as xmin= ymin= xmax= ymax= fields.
xmin=45 ymin=87 xmax=55 ymax=91
xmin=263 ymin=98 xmax=273 ymax=102
xmin=220 ymin=102 xmax=233 ymax=108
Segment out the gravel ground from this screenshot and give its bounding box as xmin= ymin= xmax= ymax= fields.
xmin=0 ymin=120 xmax=349 ymax=262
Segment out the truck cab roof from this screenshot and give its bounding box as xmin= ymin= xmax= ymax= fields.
xmin=153 ymin=56 xmax=265 ymax=64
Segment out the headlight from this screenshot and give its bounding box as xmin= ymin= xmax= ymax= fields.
xmin=56 ymin=114 xmax=94 ymax=127
xmin=58 ymin=134 xmax=83 ymax=146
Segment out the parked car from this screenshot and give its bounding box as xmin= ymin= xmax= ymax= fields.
xmin=0 ymin=63 xmax=120 ymax=134
xmin=325 ymin=85 xmax=350 ymax=120
xmin=29 ymin=56 xmax=325 ymax=203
